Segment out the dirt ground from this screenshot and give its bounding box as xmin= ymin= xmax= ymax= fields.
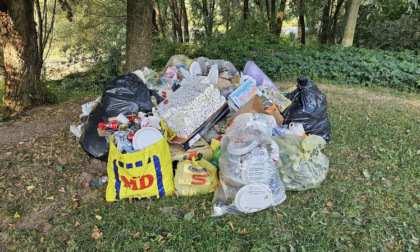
xmin=0 ymin=97 xmax=97 ymax=147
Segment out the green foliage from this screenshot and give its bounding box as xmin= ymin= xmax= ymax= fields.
xmin=354 ymin=0 xmax=420 ymax=51
xmin=153 ymin=29 xmax=419 ymax=91
xmin=46 ymin=59 xmax=122 ymax=104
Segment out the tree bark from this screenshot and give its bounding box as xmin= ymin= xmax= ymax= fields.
xmin=201 ymin=0 xmax=210 ymax=35
xmin=168 ymin=0 xmax=182 ymax=41
xmin=328 ymin=0 xmax=344 ymax=44
xmin=320 ymin=0 xmax=331 ymax=44
xmin=342 ymin=0 xmax=361 ymax=47
xmin=180 ymin=0 xmax=189 ymax=42
xmin=0 ymin=0 xmax=44 ymax=114
xmin=208 ymin=0 xmax=215 ymax=35
xmin=126 ymin=0 xmax=153 ymax=72
xmin=153 ymin=0 xmax=165 ymax=38
xmin=297 ymin=0 xmax=305 ymax=44
xmin=243 ymin=0 xmax=249 ymax=20
xmin=269 ymin=0 xmax=276 ymax=33
xmin=225 ymin=0 xmax=230 ymax=31
xmin=265 ymin=0 xmax=270 ymax=28
xmin=275 ymin=0 xmax=286 ymax=35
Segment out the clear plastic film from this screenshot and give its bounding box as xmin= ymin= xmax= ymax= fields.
xmin=272 ymin=134 xmax=329 ymax=191
xmin=211 ymin=113 xmax=286 ymax=216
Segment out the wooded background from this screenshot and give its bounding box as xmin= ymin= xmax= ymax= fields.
xmin=0 ymin=0 xmax=419 ymax=115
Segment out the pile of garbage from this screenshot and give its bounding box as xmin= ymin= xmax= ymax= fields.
xmin=71 ymin=54 xmax=331 ymax=216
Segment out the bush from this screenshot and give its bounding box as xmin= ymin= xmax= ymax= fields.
xmin=152 ymin=30 xmax=419 ymax=91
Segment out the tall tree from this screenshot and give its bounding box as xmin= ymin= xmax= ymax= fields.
xmin=328 ymin=0 xmax=344 ymax=43
xmin=265 ymin=0 xmax=271 ymax=27
xmin=225 ymin=0 xmax=231 ymax=31
xmin=0 ymin=0 xmax=66 ymax=114
xmin=276 ymin=0 xmax=287 ymax=35
xmin=126 ymin=0 xmax=153 ymax=72
xmin=180 ymin=0 xmax=189 ymax=42
xmin=297 ymin=0 xmax=305 ymax=44
xmin=200 ymin=0 xmax=215 ymax=35
xmin=243 ymin=0 xmax=249 ymax=20
xmin=319 ymin=0 xmax=331 ymax=44
xmin=0 ymin=0 xmax=42 ymax=113
xmin=269 ymin=0 xmax=276 ymax=32
xmin=342 ymin=0 xmax=361 ymax=47
xmin=153 ymin=0 xmax=165 ymax=38
xmin=168 ymin=0 xmax=182 ymax=42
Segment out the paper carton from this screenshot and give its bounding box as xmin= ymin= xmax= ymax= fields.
xmin=227 ymin=95 xmax=284 ymax=126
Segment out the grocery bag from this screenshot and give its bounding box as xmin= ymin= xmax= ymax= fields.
xmin=174 ymin=158 xmax=218 ymax=196
xmin=106 ymin=132 xmax=174 ymax=202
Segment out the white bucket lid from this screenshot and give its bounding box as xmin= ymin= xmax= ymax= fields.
xmin=235 ymin=184 xmax=273 ymax=213
xmin=132 ymin=127 xmax=163 ymax=151
xmin=189 ymin=61 xmax=202 ymax=77
xmin=208 ymin=65 xmax=219 ymax=84
xmin=227 ymin=139 xmax=259 ymax=155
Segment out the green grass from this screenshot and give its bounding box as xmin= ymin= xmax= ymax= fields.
xmin=0 ymin=82 xmax=419 ymax=251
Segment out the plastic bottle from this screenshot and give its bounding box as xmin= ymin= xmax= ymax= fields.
xmin=88 ymin=176 xmax=109 ymax=188
xmin=210 ymin=138 xmax=222 ymax=168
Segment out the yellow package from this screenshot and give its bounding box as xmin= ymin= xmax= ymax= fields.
xmin=106 ymin=133 xmax=174 ymax=202
xmin=174 ymin=158 xmax=218 ymax=196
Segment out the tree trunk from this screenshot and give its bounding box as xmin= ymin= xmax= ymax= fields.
xmin=265 ymin=0 xmax=270 ymax=28
xmin=269 ymin=0 xmax=276 ymax=33
xmin=0 ymin=0 xmax=44 ymax=114
xmin=276 ymin=0 xmax=287 ymax=35
xmin=243 ymin=0 xmax=249 ymax=20
xmin=168 ymin=0 xmax=182 ymax=41
xmin=126 ymin=0 xmax=153 ymax=72
xmin=153 ymin=0 xmax=165 ymax=38
xmin=180 ymin=0 xmax=189 ymax=42
xmin=208 ymin=0 xmax=215 ymax=35
xmin=202 ymin=0 xmax=210 ymax=35
xmin=297 ymin=0 xmax=305 ymax=44
xmin=225 ymin=0 xmax=230 ymax=31
xmin=320 ymin=0 xmax=331 ymax=44
xmin=169 ymin=1 xmax=177 ymax=39
xmin=298 ymin=13 xmax=305 ymax=44
xmin=342 ymin=0 xmax=361 ymax=47
xmin=328 ymin=0 xmax=344 ymax=44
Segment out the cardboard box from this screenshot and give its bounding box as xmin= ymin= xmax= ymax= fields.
xmin=169 ymin=137 xmax=213 ymax=162
xmin=226 ymin=95 xmax=284 ymax=126
xmin=228 ymin=79 xmax=262 ymax=110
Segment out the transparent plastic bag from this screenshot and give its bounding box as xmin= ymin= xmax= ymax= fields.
xmin=224 ymin=113 xmax=276 ymax=154
xmin=272 ymin=134 xmax=329 ymax=191
xmin=211 ymin=130 xmax=286 ymax=216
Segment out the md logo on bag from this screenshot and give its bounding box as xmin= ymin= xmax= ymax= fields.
xmin=121 ymin=174 xmax=154 ymax=190
xmin=111 ymin=156 xmax=166 ymax=200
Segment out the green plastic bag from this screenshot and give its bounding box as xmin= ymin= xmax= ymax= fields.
xmin=272 ymin=135 xmax=329 ymax=191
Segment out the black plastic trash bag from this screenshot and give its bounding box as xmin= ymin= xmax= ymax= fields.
xmin=282 ymin=77 xmax=331 ymax=143
xmin=80 ymin=73 xmax=163 ymax=160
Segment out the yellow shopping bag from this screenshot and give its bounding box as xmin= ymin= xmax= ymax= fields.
xmin=174 ymin=157 xmax=218 ymax=196
xmin=106 ymin=131 xmax=174 ymax=202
